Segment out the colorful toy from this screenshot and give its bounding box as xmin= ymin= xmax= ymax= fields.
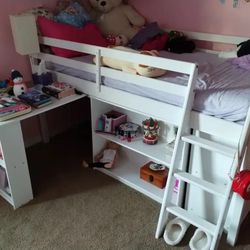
xmin=117 ymin=122 xmax=140 ymax=142
xmin=232 ymin=170 xmax=250 ymax=200
xmin=11 ymin=69 xmax=27 ymax=97
xmin=142 ymin=117 xmax=160 ymax=145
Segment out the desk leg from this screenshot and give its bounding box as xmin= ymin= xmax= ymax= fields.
xmin=39 ymin=113 xmax=50 ymax=143
xmin=0 ymin=122 xmax=33 ymax=209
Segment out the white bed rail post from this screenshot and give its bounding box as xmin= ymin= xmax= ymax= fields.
xmin=95 ymin=49 xmax=101 ymax=92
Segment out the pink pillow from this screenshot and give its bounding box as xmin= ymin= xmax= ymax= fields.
xmin=37 ymin=16 xmax=108 ymax=58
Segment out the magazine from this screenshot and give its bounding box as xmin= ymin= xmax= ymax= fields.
xmin=0 ymin=95 xmax=31 ymax=121
xmin=18 ymin=89 xmax=52 ymax=108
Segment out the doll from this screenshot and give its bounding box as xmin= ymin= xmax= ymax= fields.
xmin=11 ymin=69 xmax=27 ymax=97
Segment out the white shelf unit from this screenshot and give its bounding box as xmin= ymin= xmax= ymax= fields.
xmin=91 ymin=98 xmax=174 ymax=203
xmin=0 ymin=93 xmax=86 ymax=208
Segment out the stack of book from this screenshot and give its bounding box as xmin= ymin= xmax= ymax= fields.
xmin=42 ymin=82 xmax=75 ymax=99
xmin=18 ymin=89 xmax=52 ymax=108
xmin=0 ymin=95 xmax=31 ymax=121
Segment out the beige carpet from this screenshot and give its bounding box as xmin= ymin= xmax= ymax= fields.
xmin=0 ymin=127 xmax=250 ymax=250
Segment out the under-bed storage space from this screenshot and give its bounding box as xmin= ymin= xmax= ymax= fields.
xmin=91 ymin=98 xmax=176 ymax=203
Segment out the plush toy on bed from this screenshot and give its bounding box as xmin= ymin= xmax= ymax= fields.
xmin=94 ymin=46 xmax=166 ymax=78
xmin=87 ymin=0 xmax=145 ymax=43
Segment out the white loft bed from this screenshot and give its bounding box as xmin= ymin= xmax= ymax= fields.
xmin=9 ymin=14 xmax=250 ymax=248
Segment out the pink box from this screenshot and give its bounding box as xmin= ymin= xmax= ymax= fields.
xmin=102 ymin=110 xmax=127 ymax=133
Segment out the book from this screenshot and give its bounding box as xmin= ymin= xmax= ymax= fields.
xmin=18 ymin=89 xmax=52 ymax=108
xmin=42 ymin=82 xmax=75 ymax=99
xmin=0 ymin=95 xmax=31 ymax=121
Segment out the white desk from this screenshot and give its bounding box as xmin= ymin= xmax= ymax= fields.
xmin=0 ymin=94 xmax=86 ymax=208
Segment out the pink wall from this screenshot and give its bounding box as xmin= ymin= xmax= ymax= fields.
xmin=0 ymin=0 xmax=56 ymax=80
xmin=132 ymin=0 xmax=250 ymax=37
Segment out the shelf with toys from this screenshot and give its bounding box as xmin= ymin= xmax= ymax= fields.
xmin=90 ymin=98 xmax=176 ymax=203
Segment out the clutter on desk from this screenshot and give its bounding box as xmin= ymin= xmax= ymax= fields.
xmin=0 ymin=94 xmax=31 ymax=121
xmin=42 ymin=81 xmax=75 ymax=99
xmin=32 ymin=60 xmax=53 ymax=86
xmin=18 ymin=89 xmax=52 ymax=108
xmin=11 ymin=69 xmax=28 ymax=97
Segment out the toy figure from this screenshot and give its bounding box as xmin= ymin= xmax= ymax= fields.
xmin=82 ymin=141 xmax=119 ymax=169
xmin=11 ymin=69 xmax=27 ymax=97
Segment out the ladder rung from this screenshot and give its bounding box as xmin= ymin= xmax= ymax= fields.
xmin=174 ymin=171 xmax=226 ymax=198
xmin=167 ymin=206 xmax=216 ymax=236
xmin=182 ymin=135 xmax=237 ymax=157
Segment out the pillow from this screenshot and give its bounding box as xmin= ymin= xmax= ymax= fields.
xmin=54 ymin=2 xmax=91 ymax=28
xmin=37 ymin=16 xmax=108 ymax=58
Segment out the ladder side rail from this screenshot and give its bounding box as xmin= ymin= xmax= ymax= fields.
xmin=237 ymin=107 xmax=250 ymax=171
xmin=155 ymin=64 xmax=198 ymax=238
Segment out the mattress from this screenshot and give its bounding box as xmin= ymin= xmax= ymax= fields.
xmin=46 ymin=51 xmax=250 ymax=123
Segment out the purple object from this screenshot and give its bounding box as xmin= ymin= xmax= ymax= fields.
xmin=231 ymin=55 xmax=250 ymax=71
xmin=32 ymin=72 xmax=53 ymax=86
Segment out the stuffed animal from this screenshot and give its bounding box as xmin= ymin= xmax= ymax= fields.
xmin=88 ymin=0 xmax=145 ymax=41
xmin=11 ymin=69 xmax=27 ymax=97
xmin=106 ymin=34 xmax=128 ymax=46
xmin=82 ymin=141 xmax=120 ymax=169
xmin=94 ymin=46 xmax=167 ymax=78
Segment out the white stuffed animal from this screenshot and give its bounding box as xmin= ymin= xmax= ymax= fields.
xmin=88 ymin=0 xmax=145 ymax=41
xmin=94 ymin=46 xmax=167 ymax=78
xmin=11 ymin=69 xmax=28 ymax=97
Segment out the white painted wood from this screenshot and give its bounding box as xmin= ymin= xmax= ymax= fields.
xmin=26 ymin=29 xmax=250 ymax=246
xmin=0 ymin=94 xmax=87 ymax=208
xmin=0 ymin=94 xmax=85 ymax=127
xmin=165 ymin=29 xmax=248 ymax=45
xmin=97 ymin=151 xmax=165 ymax=203
xmin=167 ymin=206 xmax=216 ymax=235
xmin=174 ymin=171 xmax=226 ymax=198
xmin=0 ymin=188 xmax=13 ymax=206
xmin=182 ymin=135 xmax=237 ymax=157
xmin=96 ymin=133 xmax=172 ymax=166
xmin=0 ymin=122 xmax=33 ymax=209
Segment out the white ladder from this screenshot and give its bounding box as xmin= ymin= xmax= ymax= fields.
xmin=155 ymin=72 xmax=250 ymax=249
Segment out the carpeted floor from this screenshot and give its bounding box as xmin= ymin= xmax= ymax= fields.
xmin=0 ymin=126 xmax=250 ymax=250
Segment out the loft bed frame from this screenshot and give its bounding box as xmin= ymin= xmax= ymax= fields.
xmin=10 ymin=13 xmax=250 ymax=247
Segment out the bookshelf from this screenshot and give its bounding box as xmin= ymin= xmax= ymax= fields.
xmin=91 ymin=98 xmax=174 ymax=203
xmin=0 ymin=93 xmax=86 ymax=208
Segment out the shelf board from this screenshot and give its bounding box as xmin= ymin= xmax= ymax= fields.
xmin=0 ymin=94 xmax=86 ymax=126
xmin=0 ymin=187 xmax=13 ymax=205
xmin=97 ymin=156 xmax=165 ymax=203
xmin=96 ymin=132 xmax=173 ymax=166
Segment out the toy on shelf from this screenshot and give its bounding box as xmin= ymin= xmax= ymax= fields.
xmin=83 ymin=141 xmax=120 ymax=169
xmin=117 ymin=122 xmax=140 ymax=142
xmin=11 ymin=69 xmax=27 ymax=97
xmin=96 ymin=110 xmax=127 ymax=134
xmin=142 ymin=117 xmax=160 ymax=145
